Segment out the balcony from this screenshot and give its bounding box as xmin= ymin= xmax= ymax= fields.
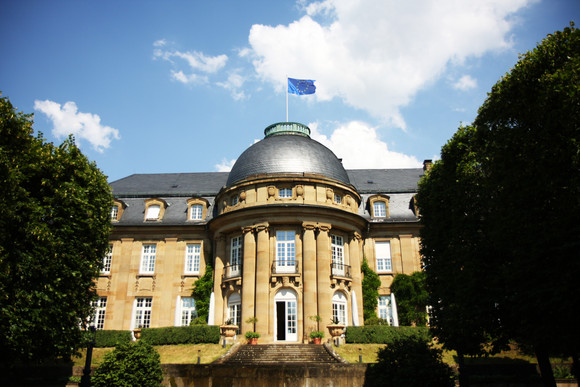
xmin=331 ymin=262 xmax=351 ymax=278
xmin=222 ymin=264 xmax=242 ymax=290
xmin=271 ymin=260 xmax=301 ymax=287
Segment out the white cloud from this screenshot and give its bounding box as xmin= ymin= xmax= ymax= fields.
xmin=453 ymin=75 xmax=478 ymax=91
xmin=215 ymin=158 xmax=237 ymax=172
xmin=309 ymin=121 xmax=422 ymax=169
xmin=248 ymin=0 xmax=530 ymax=129
xmin=153 ymin=40 xmax=228 ymax=85
xmin=216 ymin=71 xmax=249 ymax=100
xmin=34 ymin=100 xmax=120 ymax=153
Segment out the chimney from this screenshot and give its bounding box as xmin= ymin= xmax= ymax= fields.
xmin=423 ymin=159 xmax=433 ymax=171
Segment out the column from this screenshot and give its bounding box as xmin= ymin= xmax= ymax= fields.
xmin=254 ymin=223 xmax=270 ymax=336
xmin=349 ymin=232 xmax=364 ymax=325
xmin=241 ymin=226 xmax=256 ymax=333
xmin=212 ymin=234 xmax=226 ymax=325
xmin=316 ymin=223 xmax=332 ymax=336
xmin=302 ymin=222 xmax=318 ymax=335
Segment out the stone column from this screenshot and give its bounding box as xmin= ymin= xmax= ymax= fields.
xmin=213 ymin=234 xmax=226 ymax=325
xmin=302 ymin=222 xmax=318 ymax=335
xmin=316 ymin=223 xmax=332 ymax=336
xmin=254 ymin=223 xmax=270 ymax=336
xmin=241 ymin=226 xmax=256 ymax=333
xmin=349 ymin=232 xmax=364 ymax=325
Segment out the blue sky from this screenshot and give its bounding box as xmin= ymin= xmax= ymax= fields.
xmin=1 ymin=0 xmax=578 ymax=183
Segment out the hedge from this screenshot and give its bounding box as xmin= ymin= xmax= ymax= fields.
xmin=87 ymin=330 xmax=132 ymax=348
xmin=140 ymin=325 xmax=220 ymax=345
xmin=345 ymin=325 xmax=430 ymax=344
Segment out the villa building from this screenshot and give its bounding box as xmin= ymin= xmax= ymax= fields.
xmin=98 ymin=122 xmax=427 ymax=342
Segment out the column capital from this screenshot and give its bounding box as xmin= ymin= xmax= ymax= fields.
xmin=351 ymin=231 xmax=362 ymax=241
xmin=254 ymin=222 xmax=269 ymax=233
xmin=302 ymin=221 xmax=317 ymax=231
xmin=317 ymin=222 xmax=332 ymax=233
xmin=242 ymin=225 xmax=254 ymax=234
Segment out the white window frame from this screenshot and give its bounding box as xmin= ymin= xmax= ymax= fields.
xmin=146 ymin=204 xmax=161 ymax=220
xmin=184 ymin=243 xmax=201 ymax=274
xmin=279 ymin=188 xmax=292 ymax=198
xmin=230 ymin=236 xmax=242 ymax=276
xmin=331 ymin=234 xmax=345 ymax=276
xmin=101 ymin=245 xmax=113 ymax=274
xmin=176 ymin=296 xmax=197 ymax=326
xmin=140 ymin=244 xmax=157 ymax=274
xmin=91 ymin=297 xmax=107 ymax=330
xmin=332 ymin=291 xmax=348 ymax=326
xmin=373 ymin=201 xmax=387 ymax=217
xmin=228 ymin=293 xmax=241 ymax=330
xmin=133 ymin=297 xmax=152 ymax=329
xmin=190 ymin=204 xmax=203 ymax=220
xmin=276 ymin=231 xmax=296 ymax=273
xmin=378 ymin=295 xmax=392 ymax=325
xmin=334 ymin=194 xmax=342 ymax=204
xmin=375 ymin=241 xmax=392 ymax=272
xmin=111 ymin=205 xmax=118 ymax=221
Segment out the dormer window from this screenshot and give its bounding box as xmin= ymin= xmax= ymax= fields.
xmin=187 ymin=198 xmax=209 ymax=221
xmin=144 ymin=199 xmax=167 ymax=221
xmin=334 ymin=194 xmax=342 ymax=204
xmin=279 ymin=187 xmax=292 ymax=198
xmin=111 ymin=200 xmax=125 ymax=222
xmin=232 ymin=195 xmax=239 ymax=206
xmin=369 ymin=195 xmax=390 ymax=218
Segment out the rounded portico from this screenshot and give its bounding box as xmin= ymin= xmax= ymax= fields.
xmin=209 ymin=122 xmax=366 ymax=343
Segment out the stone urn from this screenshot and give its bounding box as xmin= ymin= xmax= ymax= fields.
xmin=220 ymin=325 xmax=238 ymax=338
xmin=327 ymin=324 xmax=345 ymax=338
xmin=133 ymin=328 xmax=142 ymax=340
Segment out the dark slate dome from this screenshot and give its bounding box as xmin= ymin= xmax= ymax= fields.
xmin=226 ymin=122 xmax=350 ymax=186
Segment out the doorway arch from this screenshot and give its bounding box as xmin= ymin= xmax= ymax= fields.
xmin=274 ymin=288 xmax=298 ymax=342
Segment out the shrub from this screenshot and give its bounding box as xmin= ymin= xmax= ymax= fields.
xmin=245 ymin=331 xmax=260 ymax=339
xmin=89 ymin=330 xmax=132 ymax=348
xmin=92 ymin=341 xmax=163 ymax=387
xmin=345 ymin=325 xmax=430 ymax=344
xmin=366 ymin=335 xmax=454 ymax=387
xmin=364 ymin=317 xmax=389 ymax=326
xmin=140 ymin=325 xmax=220 ymax=345
xmin=361 ymin=258 xmax=381 ymax=320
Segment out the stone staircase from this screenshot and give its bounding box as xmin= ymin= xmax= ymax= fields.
xmin=217 ymin=344 xmax=344 ymax=365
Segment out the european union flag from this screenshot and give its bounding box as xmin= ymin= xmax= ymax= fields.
xmin=288 ymin=78 xmax=316 ymax=95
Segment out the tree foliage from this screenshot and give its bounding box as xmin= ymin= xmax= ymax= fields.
xmin=0 ymin=95 xmax=112 ymax=363
xmin=390 ymin=272 xmax=429 ymax=326
xmin=92 ymin=341 xmax=163 ymax=387
xmin=417 ymin=24 xmax=580 ymax=384
xmin=361 ymin=257 xmax=381 ymax=321
xmin=191 ymin=263 xmax=213 ymax=322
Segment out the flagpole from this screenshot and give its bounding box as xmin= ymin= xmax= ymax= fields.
xmin=286 ymin=76 xmax=289 ymax=122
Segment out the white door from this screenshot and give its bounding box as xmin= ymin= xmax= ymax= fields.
xmin=274 ymin=289 xmax=298 ymax=342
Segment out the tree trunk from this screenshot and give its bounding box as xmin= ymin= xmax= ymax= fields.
xmin=457 ymin=351 xmax=470 ymax=387
xmin=535 ymin=344 xmax=556 ymax=387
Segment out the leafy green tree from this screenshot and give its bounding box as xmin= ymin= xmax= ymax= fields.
xmin=92 ymin=341 xmax=163 ymax=387
xmin=191 ymin=263 xmax=213 ymax=322
xmin=390 ymin=272 xmax=429 ymax=326
xmin=418 ymin=24 xmax=580 ymax=386
xmin=367 ymin=335 xmax=454 ymax=387
xmin=0 ymin=95 xmax=112 ymax=363
xmin=361 ymin=257 xmax=381 ymax=321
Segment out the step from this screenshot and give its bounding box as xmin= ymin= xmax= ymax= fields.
xmin=220 ymin=344 xmax=342 ymax=365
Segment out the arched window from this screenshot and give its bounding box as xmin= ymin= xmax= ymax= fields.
xmin=332 ymin=291 xmax=348 ymax=325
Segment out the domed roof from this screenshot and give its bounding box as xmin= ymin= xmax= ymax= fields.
xmin=226 ymin=122 xmax=350 ymax=186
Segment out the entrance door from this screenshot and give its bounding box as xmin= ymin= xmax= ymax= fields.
xmin=274 ymin=289 xmax=298 ymax=342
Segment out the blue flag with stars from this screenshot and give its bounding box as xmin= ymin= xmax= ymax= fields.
xmin=288 ymin=78 xmax=316 ymax=95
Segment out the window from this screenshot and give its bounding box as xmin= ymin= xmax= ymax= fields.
xmin=279 ymin=188 xmax=292 ymax=198
xmin=276 ymin=231 xmax=296 ymax=273
xmin=146 ymin=204 xmax=161 ymax=220
xmin=331 ymin=235 xmax=345 ymax=276
xmin=177 ymin=297 xmax=197 ymax=326
xmin=111 ymin=205 xmax=119 ymax=221
xmin=230 ymin=236 xmax=242 ymax=276
xmin=332 ymin=292 xmax=348 ymax=325
xmin=140 ymin=244 xmax=157 ymax=274
xmin=373 ymin=201 xmax=386 ymax=217
xmin=101 ymin=244 xmax=113 ymax=274
xmin=91 ymin=297 xmax=107 ymax=330
xmin=375 ymin=241 xmax=392 ymax=272
xmin=378 ymin=295 xmax=392 ymax=325
xmin=231 ymin=195 xmax=239 ymax=205
xmin=334 ymin=194 xmax=342 ymax=204
xmin=133 ymin=297 xmax=152 ymax=328
xmin=228 ymin=293 xmax=241 ymax=330
xmin=185 ymin=243 xmax=201 ymax=274
xmin=190 ymin=204 xmax=203 ymax=220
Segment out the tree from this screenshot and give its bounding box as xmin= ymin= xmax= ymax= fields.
xmin=361 ymin=257 xmax=381 ymax=321
xmin=390 ymin=272 xmax=429 ymax=326
xmin=191 ymin=263 xmax=213 ymax=322
xmin=0 ymin=95 xmax=112 ymax=363
xmin=92 ymin=341 xmax=163 ymax=387
xmin=418 ymin=24 xmax=580 ymax=386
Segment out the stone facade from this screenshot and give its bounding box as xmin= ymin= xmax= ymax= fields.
xmin=100 ymin=122 xmax=426 ymax=343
